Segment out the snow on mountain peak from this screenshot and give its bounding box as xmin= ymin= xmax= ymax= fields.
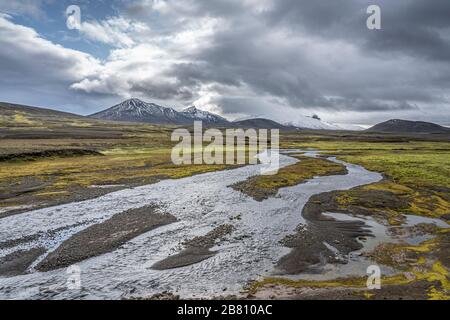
xmin=181 ymin=106 xmax=228 ymax=123
xmin=183 ymin=106 xmax=198 ymax=113
xmin=91 ymin=99 xmax=362 ymax=130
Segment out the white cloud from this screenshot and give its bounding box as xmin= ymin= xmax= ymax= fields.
xmin=0 ymin=0 xmax=47 ymax=18
xmin=70 ymin=14 xmax=223 ymax=103
xmin=79 ymin=16 xmax=150 ymax=48
xmin=0 ymin=14 xmax=104 ymax=112
xmin=0 ymin=14 xmax=100 ymax=81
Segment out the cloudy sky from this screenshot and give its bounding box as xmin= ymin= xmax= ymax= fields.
xmin=0 ymin=0 xmax=449 ymax=126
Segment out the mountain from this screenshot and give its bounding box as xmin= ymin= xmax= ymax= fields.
xmin=181 ymin=106 xmax=229 ymax=125
xmin=283 ymin=115 xmax=346 ymax=130
xmin=90 ymin=99 xmax=367 ymax=130
xmin=366 ymin=119 xmax=450 ymax=133
xmin=236 ymin=113 xmax=362 ymax=131
xmin=89 ymin=99 xmax=231 ymax=126
xmin=2 ymin=99 xmax=367 ymax=131
xmin=232 ymin=118 xmax=293 ymax=130
xmin=89 ymin=98 xmax=189 ymax=125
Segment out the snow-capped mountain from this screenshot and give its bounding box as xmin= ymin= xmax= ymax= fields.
xmin=181 ymin=106 xmax=229 ymax=125
xmin=90 ymin=98 xmax=363 ymax=130
xmin=89 ymin=98 xmax=186 ymax=124
xmin=283 ymin=115 xmax=363 ymax=131
xmin=89 ymin=99 xmax=228 ymax=125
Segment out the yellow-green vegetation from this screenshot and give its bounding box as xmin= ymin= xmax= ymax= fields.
xmin=232 ymin=156 xmax=347 ymax=201
xmin=281 ymin=139 xmax=450 ymax=189
xmin=250 ymin=233 xmax=450 ymax=300
xmin=366 ymin=229 xmax=450 ymax=300
xmin=0 ymin=145 xmax=241 ymax=210
xmin=0 ymin=112 xmax=44 ymax=127
xmin=340 ymin=152 xmax=449 ymax=189
xmin=250 ymin=273 xmax=410 ymax=291
xmin=250 ymin=265 xmax=449 ymax=300
xmin=0 ymin=131 xmax=261 ymax=212
xmin=281 ymin=138 xmax=450 ymax=222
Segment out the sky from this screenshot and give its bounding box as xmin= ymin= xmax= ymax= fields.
xmin=0 ymin=0 xmax=449 ymax=126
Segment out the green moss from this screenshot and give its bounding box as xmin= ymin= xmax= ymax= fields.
xmin=340 ymin=152 xmax=450 ymax=189
xmin=248 ymin=273 xmax=411 ymax=294
xmin=232 ymin=156 xmax=347 ymax=201
xmin=0 ymin=143 xmax=247 ymax=209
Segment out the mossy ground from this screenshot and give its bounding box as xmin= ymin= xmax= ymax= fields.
xmin=232 ymin=155 xmax=347 ymax=201
xmin=0 ymin=144 xmax=243 ymax=212
xmin=0 ymin=130 xmax=258 ymax=213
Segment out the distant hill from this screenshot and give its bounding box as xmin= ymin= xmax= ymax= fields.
xmin=0 ymin=102 xmax=124 ymax=139
xmin=366 ymin=119 xmax=450 ymax=133
xmin=232 ymin=118 xmax=293 ymax=130
xmin=0 ymin=102 xmax=83 ymax=119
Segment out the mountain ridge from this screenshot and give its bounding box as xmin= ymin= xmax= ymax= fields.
xmin=366 ymin=119 xmax=450 ymax=133
xmin=89 ymin=98 xmax=356 ymax=130
xmin=89 ymin=98 xmax=187 ymax=125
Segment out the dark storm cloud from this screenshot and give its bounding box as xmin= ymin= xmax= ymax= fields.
xmin=120 ymin=0 xmax=450 ymax=118
xmin=129 ymin=80 xmax=195 ymax=101
xmin=2 ymin=0 xmax=450 ymax=124
xmin=265 ymin=0 xmax=450 ymax=61
xmin=329 ymin=98 xmax=418 ymax=112
xmin=362 ymin=0 xmax=450 ymax=62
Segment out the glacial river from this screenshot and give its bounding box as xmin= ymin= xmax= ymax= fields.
xmin=0 ymin=151 xmax=392 ymax=299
